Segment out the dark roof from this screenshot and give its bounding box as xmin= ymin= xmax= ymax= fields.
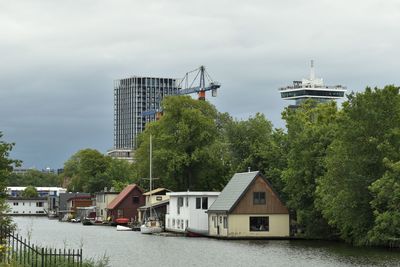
xmin=107 ymin=184 xmax=142 ymax=210
xmin=208 ymin=171 xmax=259 ymax=212
xmin=67 ymin=195 xmax=92 ymax=202
xmin=7 ymin=197 xmax=47 ymax=201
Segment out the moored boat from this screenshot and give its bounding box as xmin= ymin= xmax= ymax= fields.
xmin=116 ymin=225 xmax=132 ymax=231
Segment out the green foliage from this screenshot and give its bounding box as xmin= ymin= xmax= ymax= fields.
xmin=0 ymin=132 xmax=20 ymax=228
xmin=135 ymin=96 xmax=231 ymax=191
xmin=224 ymin=113 xmax=287 ymax=194
xmin=282 ymin=100 xmax=338 ymax=238
xmin=63 ymin=149 xmax=136 ymax=193
xmin=6 ymin=170 xmax=61 ymax=187
xmin=317 ymin=86 xmax=400 ymax=246
xmin=21 ymin=186 xmax=38 ymax=198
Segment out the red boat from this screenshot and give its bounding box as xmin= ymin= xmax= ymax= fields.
xmin=115 ymin=218 xmax=129 ymax=225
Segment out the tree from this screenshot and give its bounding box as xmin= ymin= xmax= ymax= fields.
xmin=22 ymin=186 xmax=38 ymax=198
xmin=63 ymin=149 xmax=111 ymax=193
xmin=6 ymin=170 xmax=61 ymax=187
xmin=282 ymin=100 xmax=339 ymax=238
xmin=224 ymin=113 xmax=288 ymax=194
xmin=316 ymin=86 xmax=400 ymax=245
xmin=0 ymin=132 xmax=20 ymax=227
xmin=135 ymin=96 xmax=231 ymax=191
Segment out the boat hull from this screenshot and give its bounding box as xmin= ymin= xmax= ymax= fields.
xmin=140 ymin=225 xmax=162 ymax=234
xmin=116 ymin=225 xmax=132 ymax=231
xmin=186 ymin=227 xmax=208 ymax=237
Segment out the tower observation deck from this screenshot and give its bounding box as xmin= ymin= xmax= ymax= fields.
xmin=279 ymin=61 xmax=347 ymax=107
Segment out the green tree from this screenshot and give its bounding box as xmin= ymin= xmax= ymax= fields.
xmin=316 ymin=86 xmax=400 ymax=245
xmin=0 ymin=132 xmax=20 ymax=227
xmin=224 ymin=113 xmax=288 ymax=194
xmin=21 ymin=185 xmax=39 ymax=197
xmin=6 ymin=170 xmax=61 ymax=187
xmin=282 ymin=100 xmax=338 ymax=238
xmin=135 ymin=96 xmax=230 ymax=191
xmin=64 ymin=149 xmax=111 ymax=193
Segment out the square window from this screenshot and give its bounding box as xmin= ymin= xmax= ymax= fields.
xmin=249 ymin=216 xmax=269 ymax=232
xmin=132 ymin=196 xmax=139 ymax=204
xmin=253 ymin=192 xmax=266 ymax=205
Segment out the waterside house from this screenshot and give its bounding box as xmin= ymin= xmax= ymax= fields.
xmin=137 ymin=188 xmax=171 ymax=224
xmin=165 ymin=192 xmax=220 ymax=233
xmin=66 ymin=195 xmax=94 ymax=218
xmin=207 ymin=171 xmax=289 ymax=238
xmin=6 ymin=197 xmax=48 ymax=216
xmin=95 ymin=188 xmax=120 ymax=222
xmin=58 ymin=192 xmax=91 ymax=220
xmin=106 ymin=184 xmax=145 ymax=224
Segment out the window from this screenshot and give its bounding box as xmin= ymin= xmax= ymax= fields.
xmin=202 ymin=197 xmax=208 ymax=210
xmin=132 ymin=196 xmax=139 ymax=204
xmin=36 ymin=202 xmax=43 ymax=207
xmin=223 ymin=216 xmax=228 ymax=229
xmin=172 ymin=219 xmax=175 ymax=227
xmin=213 ymin=216 xmax=217 ymax=228
xmin=186 ymin=220 xmax=189 ymax=229
xmin=177 ymin=197 xmax=184 ymax=214
xmin=156 ymin=196 xmax=162 ymax=201
xmin=101 ymin=210 xmax=103 ymax=216
xmin=181 ymin=220 xmax=184 ymax=229
xmin=177 ymin=219 xmax=180 ymax=229
xmin=219 ymin=216 xmax=222 ymax=223
xmin=253 ymin=192 xmax=266 ymax=205
xmin=249 ymin=216 xmax=269 ymax=232
xmin=196 ymin=198 xmax=201 ymax=209
xmin=13 ymin=202 xmax=18 ymax=206
xmin=185 ymin=197 xmax=189 ymax=207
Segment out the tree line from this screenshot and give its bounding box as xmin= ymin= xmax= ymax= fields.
xmin=1 ymin=85 xmax=399 ymax=247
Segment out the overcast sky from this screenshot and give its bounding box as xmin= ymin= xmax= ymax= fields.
xmin=1 ymin=0 xmax=400 ymax=169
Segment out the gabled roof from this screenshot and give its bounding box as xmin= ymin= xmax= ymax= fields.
xmin=208 ymin=171 xmax=260 ymax=212
xmin=107 ymin=184 xmax=142 ymax=210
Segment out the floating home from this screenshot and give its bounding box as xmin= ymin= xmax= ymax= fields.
xmin=207 ymin=171 xmax=289 ymax=238
xmin=6 ymin=197 xmax=48 ymax=216
xmin=95 ymin=188 xmax=119 ymax=222
xmin=165 ymin=192 xmax=220 ymax=233
xmin=137 ymin=188 xmax=171 ymax=224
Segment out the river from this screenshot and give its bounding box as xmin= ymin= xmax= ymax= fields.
xmin=11 ymin=217 xmax=400 ymax=267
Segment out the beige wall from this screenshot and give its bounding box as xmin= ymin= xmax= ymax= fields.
xmin=96 ymin=194 xmax=118 ymax=221
xmin=146 ymin=195 xmax=170 ymax=205
xmin=208 ymin=213 xmax=228 ymax=236
xmin=209 ymin=213 xmax=289 ymax=238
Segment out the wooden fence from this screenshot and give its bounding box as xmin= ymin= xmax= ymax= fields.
xmin=0 ymin=225 xmax=82 ymax=267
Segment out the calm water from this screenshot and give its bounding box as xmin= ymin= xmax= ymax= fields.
xmin=12 ymin=217 xmax=400 ymax=267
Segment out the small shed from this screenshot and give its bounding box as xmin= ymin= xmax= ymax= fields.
xmin=208 ymin=171 xmax=289 ymax=238
xmin=106 ymin=184 xmax=145 ymax=223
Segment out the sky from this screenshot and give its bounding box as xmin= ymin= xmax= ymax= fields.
xmin=1 ymin=0 xmax=400 ymax=169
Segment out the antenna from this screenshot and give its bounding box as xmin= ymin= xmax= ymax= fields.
xmin=310 ymin=60 xmax=315 ymax=80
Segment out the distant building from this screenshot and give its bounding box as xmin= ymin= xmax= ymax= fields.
xmin=165 ymin=192 xmax=220 ymax=233
xmin=208 ymin=171 xmax=289 ymax=238
xmin=279 ymin=61 xmax=347 ymax=108
xmin=108 ymin=76 xmax=179 ymax=161
xmin=106 ymin=184 xmax=145 ymax=223
xmin=58 ymin=192 xmax=91 ymax=220
xmin=6 ymin=197 xmax=48 ymax=216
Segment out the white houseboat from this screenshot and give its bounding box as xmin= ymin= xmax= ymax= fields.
xmin=165 ymin=192 xmax=220 ymax=235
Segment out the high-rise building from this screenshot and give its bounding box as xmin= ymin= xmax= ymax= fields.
xmin=279 ymin=61 xmax=347 ymax=107
xmin=108 ymin=76 xmax=179 ymax=161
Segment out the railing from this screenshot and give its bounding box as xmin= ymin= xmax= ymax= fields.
xmin=0 ymin=225 xmax=82 ymax=266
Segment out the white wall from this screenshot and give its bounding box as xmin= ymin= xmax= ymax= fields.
xmin=6 ymin=199 xmax=48 ymax=215
xmin=165 ymin=193 xmax=219 ymax=232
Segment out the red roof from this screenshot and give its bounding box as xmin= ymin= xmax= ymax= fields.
xmin=67 ymin=195 xmax=92 ymax=202
xmin=106 ymin=184 xmax=142 ymax=210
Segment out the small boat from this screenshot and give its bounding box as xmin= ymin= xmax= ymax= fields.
xmin=186 ymin=227 xmax=208 ymax=237
xmin=115 ymin=218 xmax=129 ymax=225
xmin=116 ymin=225 xmax=132 ymax=231
xmin=140 ymin=216 xmax=162 ymax=234
xmin=82 ymin=218 xmax=94 ymax=225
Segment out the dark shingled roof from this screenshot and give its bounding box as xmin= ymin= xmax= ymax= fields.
xmin=107 ymin=184 xmax=142 ymax=210
xmin=208 ymin=171 xmax=259 ymax=212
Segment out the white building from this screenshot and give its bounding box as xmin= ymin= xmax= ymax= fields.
xmin=6 ymin=197 xmax=48 ymax=215
xmin=165 ymin=192 xmax=220 ymax=233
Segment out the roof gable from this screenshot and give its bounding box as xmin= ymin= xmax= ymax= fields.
xmin=208 ymin=171 xmax=259 ymax=212
xmin=106 ymin=184 xmax=142 ymax=210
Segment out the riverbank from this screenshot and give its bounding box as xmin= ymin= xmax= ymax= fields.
xmin=11 ymin=217 xmax=400 ymax=267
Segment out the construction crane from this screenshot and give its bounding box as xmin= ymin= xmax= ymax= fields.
xmin=141 ymin=66 xmax=220 ymax=118
xmin=178 ymin=65 xmax=220 ymax=100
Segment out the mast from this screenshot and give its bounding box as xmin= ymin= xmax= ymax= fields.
xmin=149 ymin=134 xmax=153 ymax=218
